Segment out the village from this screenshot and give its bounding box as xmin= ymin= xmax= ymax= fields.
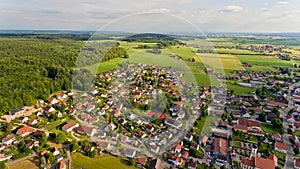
xmin=1 ymin=61 xmax=300 ymax=169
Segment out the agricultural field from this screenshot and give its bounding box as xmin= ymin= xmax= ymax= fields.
xmin=236 ymin=55 xmax=293 ymax=68
xmin=119 ymin=41 xmax=157 ymax=54
xmin=8 ymin=158 xmax=39 ymax=169
xmin=166 ymin=46 xmax=196 ymax=61
xmin=196 ymin=53 xmax=244 ymax=71
xmin=79 ymin=57 xmax=125 ymax=74
xmin=72 ymin=153 xmax=137 ymax=169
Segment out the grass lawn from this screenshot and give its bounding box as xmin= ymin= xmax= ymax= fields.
xmin=261 ymin=124 xmax=278 ymax=134
xmin=193 ymin=115 xmax=220 ymax=136
xmin=226 ymin=83 xmax=256 ymax=94
xmin=8 ymin=158 xmax=39 ymax=169
xmin=72 ymin=153 xmax=137 ymax=169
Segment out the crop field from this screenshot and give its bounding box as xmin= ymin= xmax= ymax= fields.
xmin=196 ymin=53 xmax=244 ymax=71
xmin=119 ymin=42 xmax=157 ymax=54
xmin=215 ymin=48 xmax=261 ymax=55
xmin=8 ymin=158 xmax=39 ymax=169
xmin=236 ymin=55 xmax=293 ymax=68
xmin=72 ymin=153 xmax=137 ymax=169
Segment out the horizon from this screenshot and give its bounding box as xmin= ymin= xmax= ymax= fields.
xmin=1 ymin=0 xmax=300 ymax=32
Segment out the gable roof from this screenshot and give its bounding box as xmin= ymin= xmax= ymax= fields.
xmin=213 ymin=138 xmax=227 ymax=154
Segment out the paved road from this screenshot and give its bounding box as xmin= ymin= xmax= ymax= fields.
xmin=282 ymin=83 xmax=298 ymax=169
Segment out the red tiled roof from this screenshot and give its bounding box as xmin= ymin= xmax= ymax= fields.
xmin=234 ymin=125 xmax=248 ymax=131
xmin=275 ymin=142 xmax=288 ymax=151
xmin=238 ymin=118 xmax=260 ymax=127
xmin=213 ymin=138 xmax=226 ymax=154
xmin=17 ymin=126 xmax=33 ymax=135
xmin=134 ymin=157 xmax=147 ymax=165
xmin=267 ymin=100 xmax=287 ymax=107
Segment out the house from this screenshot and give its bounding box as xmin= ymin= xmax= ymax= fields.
xmin=241 ymin=155 xmax=277 ymax=169
xmin=76 ymin=125 xmax=96 ymax=137
xmin=25 ymin=139 xmax=39 ymax=148
xmin=134 ymin=157 xmax=148 ymax=166
xmin=124 ymin=149 xmax=136 ymax=158
xmin=188 ymin=161 xmax=197 ymax=169
xmin=199 ymin=135 xmax=208 ymax=146
xmin=96 ymin=141 xmax=111 ymax=150
xmin=213 ymin=138 xmax=227 ymax=155
xmin=86 ymin=104 xmax=95 ymax=112
xmin=275 ymin=142 xmax=288 ymax=153
xmin=216 ymin=154 xmax=227 ymax=166
xmin=56 ymin=155 xmax=63 ymax=162
xmin=237 ymin=118 xmax=260 ymax=128
xmin=48 ymin=97 xmax=59 ymax=105
xmin=18 ymin=116 xmax=28 ymax=123
xmin=145 ymin=124 xmax=154 ymax=132
xmin=28 ymin=119 xmax=38 ymax=125
xmin=120 ymin=135 xmax=129 ymax=143
xmin=96 ymin=131 xmax=106 ymax=139
xmin=184 ymin=134 xmax=193 ymax=142
xmin=272 ymin=133 xmax=282 ymax=141
xmin=2 ymin=134 xmax=16 ymax=145
xmin=0 ymin=153 xmax=13 ymax=162
xmin=182 ymin=150 xmax=189 ymax=159
xmin=170 ymin=141 xmax=183 ymax=154
xmin=150 ymin=144 xmax=160 ymax=153
xmin=62 ymin=121 xmax=79 ymax=132
xmin=105 ymin=122 xmax=116 ymax=132
xmin=190 ymin=142 xmax=200 ymax=150
xmin=165 ymin=118 xmax=182 ymax=129
xmin=56 ymin=161 xmax=66 ymax=169
xmin=111 ymin=133 xmax=119 ymax=140
xmin=16 ymin=126 xmax=34 ymax=137
xmin=294 ymin=158 xmax=300 ymax=169
xmin=168 ymin=155 xmax=183 ymax=166
xmin=234 ymin=125 xmax=248 ymax=133
xmin=80 ymin=113 xmax=90 ymax=121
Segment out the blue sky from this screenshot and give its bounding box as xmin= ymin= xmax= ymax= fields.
xmin=0 ymin=0 xmax=299 ymax=32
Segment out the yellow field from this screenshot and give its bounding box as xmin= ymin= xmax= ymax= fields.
xmin=196 ymin=53 xmax=244 ymax=71
xmin=8 ymin=158 xmax=39 ymax=169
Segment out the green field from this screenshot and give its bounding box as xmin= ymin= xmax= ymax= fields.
xmin=196 ymin=53 xmax=244 ymax=71
xmin=193 ymin=115 xmax=220 ymax=136
xmin=72 ymin=153 xmax=137 ymax=169
xmin=79 ymin=57 xmax=124 ymax=74
xmin=226 ymin=83 xmax=256 ymax=94
xmin=237 ymin=55 xmax=293 ymax=68
xmin=215 ymin=48 xmax=261 ymax=55
xmin=166 ymin=46 xmax=196 ymax=60
xmin=261 ymin=124 xmax=278 ymax=134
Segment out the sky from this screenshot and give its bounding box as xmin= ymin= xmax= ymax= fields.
xmin=1 ymin=0 xmax=300 ymax=33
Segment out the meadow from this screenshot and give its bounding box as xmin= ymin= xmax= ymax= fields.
xmin=72 ymin=153 xmax=137 ymax=169
xmin=8 ymin=158 xmax=39 ymax=169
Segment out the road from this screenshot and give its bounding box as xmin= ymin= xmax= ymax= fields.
xmin=282 ymin=82 xmax=298 ymax=169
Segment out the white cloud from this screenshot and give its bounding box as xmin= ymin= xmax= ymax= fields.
xmin=222 ymin=5 xmax=244 ymax=12
xmin=276 ymin=1 xmax=289 ymax=5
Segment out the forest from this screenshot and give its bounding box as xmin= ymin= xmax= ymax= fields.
xmin=0 ymin=37 xmax=127 ymax=114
